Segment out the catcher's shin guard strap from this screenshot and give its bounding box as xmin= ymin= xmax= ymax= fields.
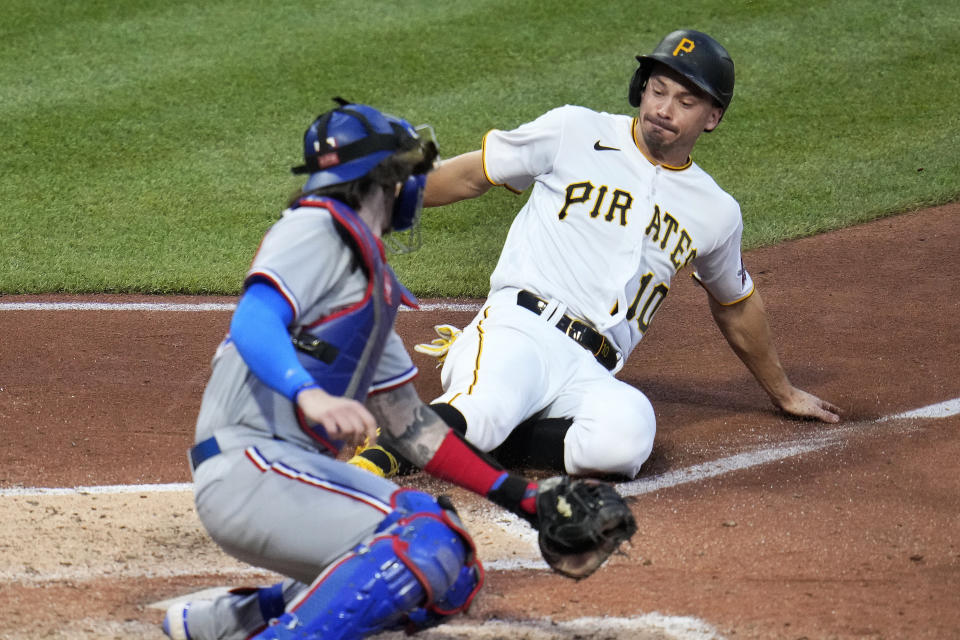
xmin=257 ymin=583 xmax=286 ymax=623
xmin=403 ymin=561 xmax=482 ymax=632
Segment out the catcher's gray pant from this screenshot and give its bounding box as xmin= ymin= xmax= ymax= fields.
xmin=436 ymin=287 xmax=656 ymax=478
xmin=191 ymin=429 xmax=397 ymax=584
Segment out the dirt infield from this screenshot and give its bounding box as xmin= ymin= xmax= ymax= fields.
xmin=0 ymin=203 xmax=958 ymax=639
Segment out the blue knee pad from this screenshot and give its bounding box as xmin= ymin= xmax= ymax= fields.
xmin=251 ymin=489 xmax=483 ymax=640
xmin=384 ymin=491 xmax=485 ymax=633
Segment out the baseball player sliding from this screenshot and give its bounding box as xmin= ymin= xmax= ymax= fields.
xmin=162 ymin=101 xmax=635 ymax=640
xmin=353 ymin=29 xmax=841 ymax=481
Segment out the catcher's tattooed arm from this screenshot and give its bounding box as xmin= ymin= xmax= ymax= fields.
xmin=368 ymin=383 xmax=539 ymax=521
xmin=366 ymin=383 xmax=450 ymax=463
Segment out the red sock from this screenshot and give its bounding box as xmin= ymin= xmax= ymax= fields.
xmin=424 ymin=430 xmax=505 ymax=495
xmin=424 ymin=431 xmax=538 ymax=518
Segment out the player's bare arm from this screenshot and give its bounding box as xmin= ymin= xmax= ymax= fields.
xmin=422 ymin=150 xmax=491 ymax=207
xmin=708 ymin=290 xmax=841 ymax=423
xmin=365 ymin=383 xmax=450 ymax=465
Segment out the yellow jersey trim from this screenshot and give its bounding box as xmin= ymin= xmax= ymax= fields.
xmin=690 ymin=272 xmax=756 ymax=306
xmin=630 ymin=117 xmax=693 ymax=171
xmin=481 ymin=131 xmax=523 ymax=194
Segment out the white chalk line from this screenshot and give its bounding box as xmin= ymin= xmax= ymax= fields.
xmin=881 ymin=397 xmax=960 ymax=420
xmin=0 ymin=482 xmax=190 ymax=497
xmin=616 ymin=439 xmax=829 ymax=499
xmin=0 ymin=301 xmax=482 ymax=313
xmin=0 ymin=440 xmax=834 ymax=504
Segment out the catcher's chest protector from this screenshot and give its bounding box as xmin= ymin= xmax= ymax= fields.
xmin=290 ymin=197 xmax=416 ymax=401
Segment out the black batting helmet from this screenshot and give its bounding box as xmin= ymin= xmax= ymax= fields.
xmin=628 ymin=29 xmax=735 ymax=113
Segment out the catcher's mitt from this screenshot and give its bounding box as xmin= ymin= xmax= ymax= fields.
xmin=536 ymin=476 xmax=637 ymax=579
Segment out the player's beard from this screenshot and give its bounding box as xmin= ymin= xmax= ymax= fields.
xmin=640 ymin=120 xmax=675 ymax=160
xmin=639 ymin=115 xmax=695 ymax=166
xmin=642 ymin=130 xmax=668 ymax=159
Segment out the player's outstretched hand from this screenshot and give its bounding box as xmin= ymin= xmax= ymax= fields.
xmin=775 ymin=387 xmax=841 ymax=423
xmin=296 ymin=386 xmax=378 ymax=448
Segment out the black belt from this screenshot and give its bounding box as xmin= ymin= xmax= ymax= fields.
xmin=189 ymin=436 xmax=222 ymax=472
xmin=516 ymin=290 xmax=618 ymax=371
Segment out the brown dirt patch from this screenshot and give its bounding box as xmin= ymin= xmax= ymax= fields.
xmin=1 ymin=203 xmax=958 ymax=639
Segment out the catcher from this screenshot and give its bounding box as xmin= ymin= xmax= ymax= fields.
xmin=163 ymin=100 xmax=635 ymax=640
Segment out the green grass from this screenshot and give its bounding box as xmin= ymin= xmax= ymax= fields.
xmin=2 ymin=0 xmax=957 ymax=295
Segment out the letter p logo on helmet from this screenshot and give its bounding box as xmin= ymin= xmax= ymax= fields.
xmin=672 ymin=38 xmax=695 ymax=56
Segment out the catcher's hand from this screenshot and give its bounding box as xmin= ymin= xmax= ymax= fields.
xmin=413 ymin=324 xmax=462 ymax=366
xmin=536 ymin=476 xmax=637 ymax=579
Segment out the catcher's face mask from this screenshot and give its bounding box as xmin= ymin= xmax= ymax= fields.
xmin=384 ymin=124 xmax=438 ymax=254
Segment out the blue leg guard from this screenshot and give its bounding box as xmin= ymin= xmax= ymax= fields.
xmin=251 ymin=489 xmax=483 ymax=640
xmin=402 ymin=561 xmax=483 ymax=633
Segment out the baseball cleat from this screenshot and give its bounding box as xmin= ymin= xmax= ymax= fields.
xmin=162 ymin=601 xmax=193 ymax=640
xmin=349 ymin=439 xmax=420 ymax=479
xmin=348 ymin=444 xmax=401 ymax=478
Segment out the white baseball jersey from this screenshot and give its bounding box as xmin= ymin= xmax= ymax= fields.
xmin=436 ymin=105 xmax=754 ymax=477
xmin=483 ymin=105 xmax=754 ymax=362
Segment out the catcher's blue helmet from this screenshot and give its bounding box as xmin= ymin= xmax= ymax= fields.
xmin=292 ymin=100 xmax=435 ymax=191
xmin=292 ymin=100 xmax=437 ymax=248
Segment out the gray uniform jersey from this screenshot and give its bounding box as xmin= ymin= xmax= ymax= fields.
xmin=195 ymin=204 xmax=417 ymax=450
xmin=189 ymin=203 xmax=416 ymax=590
